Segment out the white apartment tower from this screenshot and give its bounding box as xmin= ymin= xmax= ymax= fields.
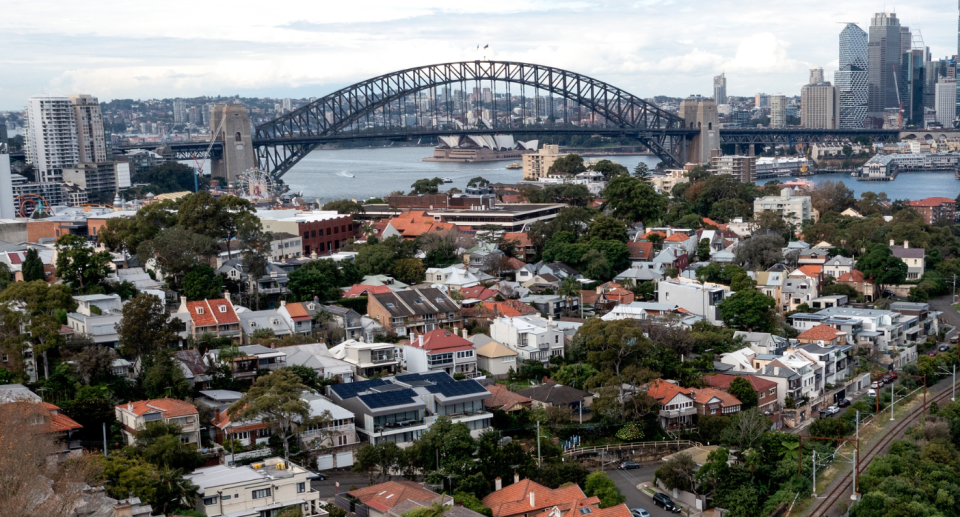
xmin=936 ymin=79 xmax=957 ymax=126
xmin=67 ymin=94 xmax=107 ymax=163
xmin=25 ymin=96 xmax=79 ymax=183
xmin=713 ymin=73 xmax=727 ymax=105
xmin=173 ymin=99 xmax=186 ymax=124
xmin=801 ymin=83 xmax=838 ymax=129
xmin=770 ymin=95 xmax=787 ymax=128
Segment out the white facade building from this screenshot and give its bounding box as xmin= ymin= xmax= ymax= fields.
xmin=489 ymin=315 xmax=565 ymax=362
xmin=753 ymin=188 xmax=812 ymax=227
xmin=25 ymin=95 xmax=79 ymax=183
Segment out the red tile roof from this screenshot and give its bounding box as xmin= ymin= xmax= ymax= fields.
xmin=796 ymin=265 xmax=822 ymax=278
xmin=798 ymin=324 xmax=844 ymax=341
xmin=502 ymin=257 xmax=528 ymax=271
xmin=483 ymin=479 xmax=587 ymax=517
xmin=704 ymin=373 xmax=777 ymax=392
xmin=690 ymin=387 xmax=742 ymax=406
xmin=484 ymin=383 xmax=533 ymax=411
xmin=838 ymin=270 xmax=868 ymax=282
xmin=626 ymin=241 xmax=654 ymax=260
xmin=284 ymin=302 xmax=310 ymax=321
xmin=481 ymin=301 xmax=539 ymax=318
xmin=665 ymin=232 xmax=691 ymax=242
xmin=702 ymin=217 xmax=729 ymax=230
xmin=643 ymin=379 xmax=692 ymax=404
xmin=344 ymin=284 xmax=394 ymax=298
xmin=909 ymin=197 xmax=956 ymax=207
xmin=639 ymin=231 xmax=667 ymax=240
xmin=40 ymin=402 xmax=82 ymax=433
xmin=460 ymin=286 xmax=499 ymax=301
xmin=117 ymin=398 xmax=199 ymax=418
xmin=409 ymin=328 xmax=473 ymax=352
xmin=348 ymin=481 xmax=443 ymax=511
xmin=185 ymin=298 xmax=238 ymax=327
xmin=504 ymin=232 xmax=532 ymax=248
xmin=534 ymin=499 xmax=630 ymax=517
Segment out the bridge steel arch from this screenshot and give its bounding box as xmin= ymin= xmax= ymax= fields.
xmin=254 ymin=61 xmax=691 ymax=178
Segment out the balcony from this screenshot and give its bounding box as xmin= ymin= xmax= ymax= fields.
xmin=659 ymin=407 xmax=697 ymax=419
xmin=259 ymin=287 xmax=288 ymax=295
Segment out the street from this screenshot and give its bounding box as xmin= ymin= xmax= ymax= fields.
xmin=607 ymin=464 xmax=680 ymax=517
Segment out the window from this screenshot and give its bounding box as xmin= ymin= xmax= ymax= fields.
xmin=502 ymin=356 xmax=515 ymax=362
xmin=203 ymin=496 xmax=218 ymax=506
xmin=1 ymin=354 xmax=6 ymax=362
xmin=219 ymin=305 xmax=227 ymax=313
xmin=252 ymin=488 xmax=271 ymax=499
xmin=221 ymin=495 xmax=232 ymax=500
xmin=196 ymin=307 xmax=204 ymax=314
xmin=303 ymin=232 xmax=309 ymax=240
xmin=311 ymin=230 xmax=316 ymax=238
xmin=297 ymin=482 xmax=306 ymax=493
xmin=334 ymin=226 xmax=339 ymax=234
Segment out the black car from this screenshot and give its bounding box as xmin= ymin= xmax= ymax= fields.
xmin=619 ymin=461 xmax=640 ymax=470
xmin=940 ymin=345 xmax=951 ymax=352
xmin=307 ymin=472 xmax=327 ymax=480
xmin=653 ymin=493 xmax=681 ymax=513
xmin=838 ymin=398 xmax=851 ymax=408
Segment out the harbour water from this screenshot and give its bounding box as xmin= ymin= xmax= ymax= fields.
xmin=278 ymin=147 xmax=960 ymax=203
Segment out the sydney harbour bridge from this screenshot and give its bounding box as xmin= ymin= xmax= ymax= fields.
xmin=152 ymin=60 xmax=900 ymax=180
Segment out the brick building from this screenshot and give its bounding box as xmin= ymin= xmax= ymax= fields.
xmin=367 ymin=287 xmax=461 ymax=336
xmin=257 ymin=210 xmax=354 ymax=257
xmin=907 ymin=197 xmax=956 ymax=225
xmin=703 ymin=373 xmax=778 ymax=413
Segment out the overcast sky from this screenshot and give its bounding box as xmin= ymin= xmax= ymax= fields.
xmin=1 ymin=0 xmax=957 ymax=110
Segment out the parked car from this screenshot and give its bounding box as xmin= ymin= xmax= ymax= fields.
xmin=652 ymin=493 xmax=681 ymax=513
xmin=838 ymin=399 xmax=851 ymax=408
xmin=821 ymin=405 xmax=840 ymax=417
xmin=929 ymin=351 xmax=938 ymax=357
xmin=951 ymin=335 xmax=959 ymax=344
xmin=307 ymin=472 xmax=327 ymax=480
xmin=867 ymin=389 xmax=877 ymax=397
xmin=889 ymin=372 xmax=898 ymax=380
xmin=882 ymin=375 xmax=893 ymax=384
xmin=619 ymin=461 xmax=640 ymax=470
xmin=871 ymin=380 xmax=882 ymax=389
xmin=630 ymin=509 xmax=651 ymax=517
xmin=940 ymin=345 xmax=951 ymax=352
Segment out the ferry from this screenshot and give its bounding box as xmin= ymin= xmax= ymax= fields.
xmin=780 ymin=178 xmax=814 ymax=190
xmin=506 ymin=162 xmax=522 ymax=169
xmin=442 ymin=177 xmax=453 ymax=183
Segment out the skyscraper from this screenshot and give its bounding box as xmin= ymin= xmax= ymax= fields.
xmin=801 ymin=83 xmax=838 ymax=129
xmin=713 ymin=73 xmax=727 ymax=105
xmin=173 ymin=99 xmax=186 ymax=124
xmin=770 ymin=95 xmax=787 ymax=127
xmin=936 ymin=79 xmax=957 ymax=125
xmin=67 ymin=94 xmax=107 ymax=163
xmin=25 ymin=96 xmax=79 ymax=183
xmin=837 ymin=23 xmax=868 ymax=128
xmin=956 ymin=0 xmax=960 ymax=118
xmin=282 ymin=98 xmax=292 ymax=112
xmin=809 ymin=67 xmax=824 ymax=85
xmin=868 ymin=13 xmax=903 ymax=126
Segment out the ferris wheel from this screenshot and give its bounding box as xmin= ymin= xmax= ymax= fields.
xmin=235 ymin=168 xmax=277 ymax=200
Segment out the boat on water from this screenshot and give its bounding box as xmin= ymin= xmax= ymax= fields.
xmin=781 ymin=178 xmax=814 ymax=190
xmin=506 ymin=162 xmax=522 ymax=169
xmin=442 ymin=177 xmax=453 ymax=183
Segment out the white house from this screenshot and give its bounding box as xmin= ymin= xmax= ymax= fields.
xmin=489 ymin=315 xmax=565 ymax=363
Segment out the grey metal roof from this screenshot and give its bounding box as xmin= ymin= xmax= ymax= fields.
xmin=371 ymin=287 xmax=459 ymax=318
xmin=199 ymin=390 xmax=243 ymax=402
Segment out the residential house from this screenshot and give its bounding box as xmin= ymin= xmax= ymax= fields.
xmin=599 ymin=302 xmax=681 ymax=322
xmin=343 ymin=284 xmax=395 ymax=298
xmin=490 ymin=315 xmax=566 ymax=362
xmin=313 ymin=303 xmax=364 ymax=341
xmin=464 ymin=242 xmax=504 ymax=270
xmin=238 ymin=309 xmax=293 ymax=344
xmin=657 ymin=279 xmax=730 ymax=326
xmin=66 ymin=312 xmax=122 ymax=348
xmin=750 ymin=365 xmax=803 ymax=409
xmin=732 ymin=331 xmax=786 ymax=356
xmin=626 ymin=241 xmax=655 ymax=265
xmin=538 ymin=262 xmax=581 ymax=280
xmin=483 ymin=478 xmax=624 ymax=517
xmin=522 ymin=273 xmax=561 ymax=291
xmin=326 ymin=372 xmax=492 ymax=445
xmin=613 ymin=263 xmax=664 ymax=285
xmin=462 ymin=300 xmax=540 ymax=325
xmin=404 ymin=329 xmax=478 ymax=378
xmin=579 ymin=282 xmax=635 ymax=312
xmin=114 ymin=267 xmax=164 ymax=291
xmin=283 ymin=343 xmax=356 ymax=383
xmin=459 ymin=285 xmax=499 ymax=303
xmin=518 ymin=294 xmax=579 ymax=318
xmin=0 ymin=384 xmax=83 ymax=456
xmin=268 ymin=231 xmax=303 ymax=261
xmin=195 ymin=389 xmax=242 ymax=423
xmin=484 ymin=383 xmax=532 ymax=412
xmin=177 ymin=295 xmax=241 ymax=341
xmin=381 ymin=211 xmax=456 ymax=240
xmin=810 ymin=295 xmax=848 ymax=309
xmin=516 ymin=382 xmax=592 ymax=413
xmin=780 ymin=269 xmax=819 ymax=313
xmin=368 ymin=288 xmax=461 ymax=337
xmin=115 ymin=398 xmax=201 ymax=447
xmin=766 ymin=353 xmax=821 ymax=404
xmin=212 ymin=406 xmax=272 ymax=449
xmin=301 ymin=392 xmax=358 ymax=469
xmin=426 ymin=265 xmax=480 ymax=291
xmin=338 ymin=481 xmax=451 ymax=517
xmin=704 ymin=374 xmax=778 ymax=413
xmin=515 ymin=263 xmax=538 ymax=285
xmin=652 ymin=246 xmax=689 ymax=271
xmin=797 ymin=324 xmax=846 ymax=346
xmin=890 ymin=301 xmax=940 ymax=341
xmin=174 ymin=349 xmax=212 ymax=388
xmin=205 ymin=344 xmax=287 ymax=382
xmin=798 ymin=248 xmax=830 ymax=266
xmin=277 ymin=301 xmax=315 ymax=336
xmin=690 ymin=387 xmax=742 ymax=416
xmin=361 ymin=275 xmax=410 ymax=291
xmin=890 ymin=240 xmax=925 ymax=280
xmin=503 ymin=233 xmax=536 ymax=262
xmin=796 ymin=342 xmax=854 ymax=390
xmin=469 ymin=334 xmax=518 ymax=377
xmin=815 ymin=307 xmax=909 ymax=366
xmin=907 ymin=196 xmax=956 ymax=224
xmin=644 ymin=379 xmax=696 ymax=430
xmin=328 ymin=339 xmax=399 ymax=378
xmin=750 ymin=271 xmax=786 ymax=306
xmin=216 ymin=259 xmax=290 ymax=297
xmin=823 ymin=255 xmax=855 ymax=278
xmin=73 ymin=293 xmax=122 ymax=315
xmin=663 ymin=232 xmax=697 ymax=256
xmin=183 ymin=458 xmax=324 ymax=517
xmin=837 ymin=270 xmax=879 ymax=302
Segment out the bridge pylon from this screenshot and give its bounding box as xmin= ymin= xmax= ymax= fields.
xmin=209 ymin=103 xmax=256 ymax=185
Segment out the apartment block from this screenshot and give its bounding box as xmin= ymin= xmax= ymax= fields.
xmin=115 ymin=398 xmax=201 ymax=447
xmin=184 ymin=458 xmax=324 ymax=517
xmin=753 ymin=188 xmax=812 ymax=227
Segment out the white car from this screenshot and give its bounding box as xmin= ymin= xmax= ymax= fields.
xmin=867 ymin=389 xmax=877 ymax=397
xmin=630 ymin=509 xmax=651 ymax=517
xmin=821 ymin=405 xmax=840 ymax=417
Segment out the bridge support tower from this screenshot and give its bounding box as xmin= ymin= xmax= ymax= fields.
xmin=209 ymin=103 xmax=256 ymax=185
xmin=679 ymin=98 xmax=720 ymax=165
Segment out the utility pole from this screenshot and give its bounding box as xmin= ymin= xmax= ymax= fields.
xmin=852 ymin=448 xmax=858 ymax=500
xmin=890 ymin=382 xmax=895 ymax=421
xmin=953 ymin=364 xmax=956 ymax=402
xmin=855 ymin=410 xmax=859 ymax=440
xmin=812 ymin=450 xmax=817 ymax=498
xmin=536 ymin=421 xmax=541 ymax=468
xmin=103 ymin=422 xmax=108 ymax=458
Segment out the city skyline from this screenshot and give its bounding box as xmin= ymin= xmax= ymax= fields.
xmin=0 ymin=0 xmax=957 ymax=110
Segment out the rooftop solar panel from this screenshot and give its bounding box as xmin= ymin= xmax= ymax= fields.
xmin=427 ymin=380 xmax=488 ymax=397
xmin=330 ymin=378 xmax=387 ymax=399
xmin=359 ymin=388 xmax=420 ymax=409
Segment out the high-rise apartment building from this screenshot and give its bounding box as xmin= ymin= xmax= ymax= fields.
xmin=713 ymin=73 xmax=727 ymax=105
xmin=770 ymin=95 xmax=787 ymax=127
xmin=173 ymin=99 xmax=186 ymax=124
xmin=957 ymin=0 xmax=960 ymax=118
xmin=25 ymin=96 xmax=79 ymax=183
xmin=282 ymin=98 xmax=292 ymax=112
xmin=936 ymin=79 xmax=957 ymax=125
xmin=809 ymin=67 xmax=824 ymax=85
xmin=755 ymin=93 xmax=770 ymax=109
xmin=67 ymin=94 xmax=107 ymax=164
xmin=801 ymin=83 xmax=838 ymax=129
xmin=868 ymin=13 xmax=903 ymax=126
xmin=837 ymin=23 xmax=869 ymax=129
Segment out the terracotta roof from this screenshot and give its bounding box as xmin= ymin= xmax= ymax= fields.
xmin=690 ymin=387 xmax=741 ymax=406
xmin=502 ymin=257 xmax=528 ymax=271
xmin=703 ymin=373 xmax=776 ymax=392
xmin=40 ymin=402 xmax=82 ymax=433
xmin=344 ymin=284 xmax=394 ymax=298
xmin=410 ymin=328 xmax=473 ymax=351
xmin=534 ymin=499 xmax=628 ymax=517
xmin=702 ymin=217 xmax=729 ymax=230
xmin=796 ymin=265 xmax=822 ymax=278
xmin=504 ymin=232 xmax=532 ymax=247
xmin=639 ymin=231 xmax=667 ymax=240
xmin=481 ymin=301 xmax=539 ymax=318
xmin=483 ymin=479 xmax=587 ymax=517
xmin=643 ymin=379 xmax=692 ymax=403
xmin=838 ymin=270 xmax=867 ymax=282
xmin=909 ymin=197 xmax=956 ymax=207
xmin=460 ymin=286 xmax=499 ymax=301
xmin=284 ymin=302 xmax=311 ymax=321
xmin=348 ymin=481 xmax=444 ymax=511
xmin=484 ymin=384 xmax=532 ymax=411
xmin=626 ymin=241 xmax=654 ymax=260
xmin=798 ymin=324 xmax=844 ymax=341
xmin=185 ymin=298 xmax=238 ymax=327
xmin=665 ymin=232 xmax=691 ymax=242
xmin=117 ymin=398 xmax=199 ymax=418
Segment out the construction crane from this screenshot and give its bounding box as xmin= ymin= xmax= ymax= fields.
xmin=892 ymin=64 xmax=904 ymax=129
xmin=191 ymin=105 xmax=230 ymax=191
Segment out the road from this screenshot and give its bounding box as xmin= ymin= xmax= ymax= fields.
xmin=608 ymin=464 xmax=681 ymax=517
xmin=930 ymin=295 xmax=960 ymax=339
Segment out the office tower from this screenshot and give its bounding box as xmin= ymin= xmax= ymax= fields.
xmin=770 ymin=95 xmax=786 ymax=127
xmin=801 ymin=83 xmax=838 ymax=128
xmin=0 ymin=123 xmax=7 ymax=145
xmin=282 ymin=98 xmax=292 ymax=112
xmin=173 ymin=99 xmax=186 ymax=124
xmin=937 ymin=79 xmax=957 ymax=125
xmin=901 ymin=48 xmax=927 ymax=126
xmin=868 ymin=13 xmax=903 ymax=126
xmin=0 ymin=143 xmax=13 ymax=219
xmin=67 ymin=94 xmax=107 ymax=164
xmin=755 ymin=93 xmax=770 ymax=108
xmin=713 ymin=73 xmax=727 ymax=104
xmin=809 ymin=67 xmax=824 ymax=85
xmin=25 ymin=95 xmax=79 ymax=183
xmin=957 ymin=0 xmax=960 ymax=117
xmin=837 ymin=23 xmax=869 ymax=128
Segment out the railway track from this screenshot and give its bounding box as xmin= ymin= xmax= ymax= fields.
xmin=807 ymin=379 xmax=957 ymax=516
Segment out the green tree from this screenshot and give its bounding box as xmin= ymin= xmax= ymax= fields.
xmin=22 ymin=248 xmax=45 ymax=282
xmin=856 ymin=244 xmax=907 ymax=293
xmin=116 ymin=293 xmax=183 ymax=359
xmin=322 ymin=199 xmax=366 ymax=215
xmin=0 ymin=281 xmax=76 ymax=379
xmin=583 ymin=471 xmax=626 ymax=508
xmin=547 ymin=154 xmax=586 ymax=174
xmin=137 ymin=227 xmax=217 ymax=290
xmin=228 ymin=369 xmax=332 ymax=462
xmin=135 ymin=421 xmax=203 ymax=470
xmin=553 ymin=363 xmax=599 ymax=389
xmin=718 ymin=290 xmax=776 ymax=332
xmin=392 ymin=258 xmax=425 ymax=285
xmin=591 ymin=159 xmax=628 ymax=180
xmin=633 ymin=162 xmax=651 ymax=181
xmin=655 ymin=453 xmax=695 ymax=492
xmin=102 ymin=455 xmax=158 ymax=502
xmin=141 ymin=351 xmax=192 ymax=399
xmin=182 ymin=264 xmax=225 ymax=301
xmin=409 ymin=177 xmax=444 ymax=195
xmin=287 ymin=259 xmax=357 ymax=302
xmin=572 ymin=319 xmax=653 ymax=417
xmin=602 ymin=174 xmax=667 ymax=224
xmin=586 ymin=215 xmax=628 ymax=242
xmin=467 ymin=177 xmax=491 ymax=188
xmin=238 ymin=215 xmax=272 ymax=309
xmin=727 ymin=376 xmax=758 ymax=409
xmin=152 ymin=466 xmax=199 ymax=515
xmin=697 ymin=238 xmax=711 ymax=262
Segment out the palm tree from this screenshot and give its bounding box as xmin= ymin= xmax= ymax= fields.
xmin=152 ymin=466 xmax=199 ymax=515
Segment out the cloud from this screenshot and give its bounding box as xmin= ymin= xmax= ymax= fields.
xmin=723 ymin=33 xmax=801 ymax=75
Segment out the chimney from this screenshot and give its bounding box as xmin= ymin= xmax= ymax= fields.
xmin=529 ymin=492 xmax=535 ymax=507
xmin=889 ymin=239 xmax=895 ymax=247
xmin=514 ymin=472 xmax=519 ymax=484
xmin=548 ymin=314 xmax=553 ymax=322
xmin=462 ymin=327 xmax=469 ymax=339
xmin=495 ymin=477 xmax=502 ymax=491
xmin=223 ymin=290 xmax=231 ymax=302
xmin=903 ymin=240 xmax=909 ymax=249
xmin=127 ymin=402 xmax=133 ymax=411
xmin=280 ymin=301 xmax=286 ymax=307
xmin=179 ymin=296 xmax=188 ymax=313
xmin=419 ymin=334 xmax=424 ymax=348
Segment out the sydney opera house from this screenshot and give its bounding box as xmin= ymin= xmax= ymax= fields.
xmin=423 ymin=135 xmax=538 ymax=162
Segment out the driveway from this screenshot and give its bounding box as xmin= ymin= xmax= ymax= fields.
xmin=608 ymin=463 xmax=684 ymax=517
xmin=930 ymin=295 xmax=960 ymax=339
